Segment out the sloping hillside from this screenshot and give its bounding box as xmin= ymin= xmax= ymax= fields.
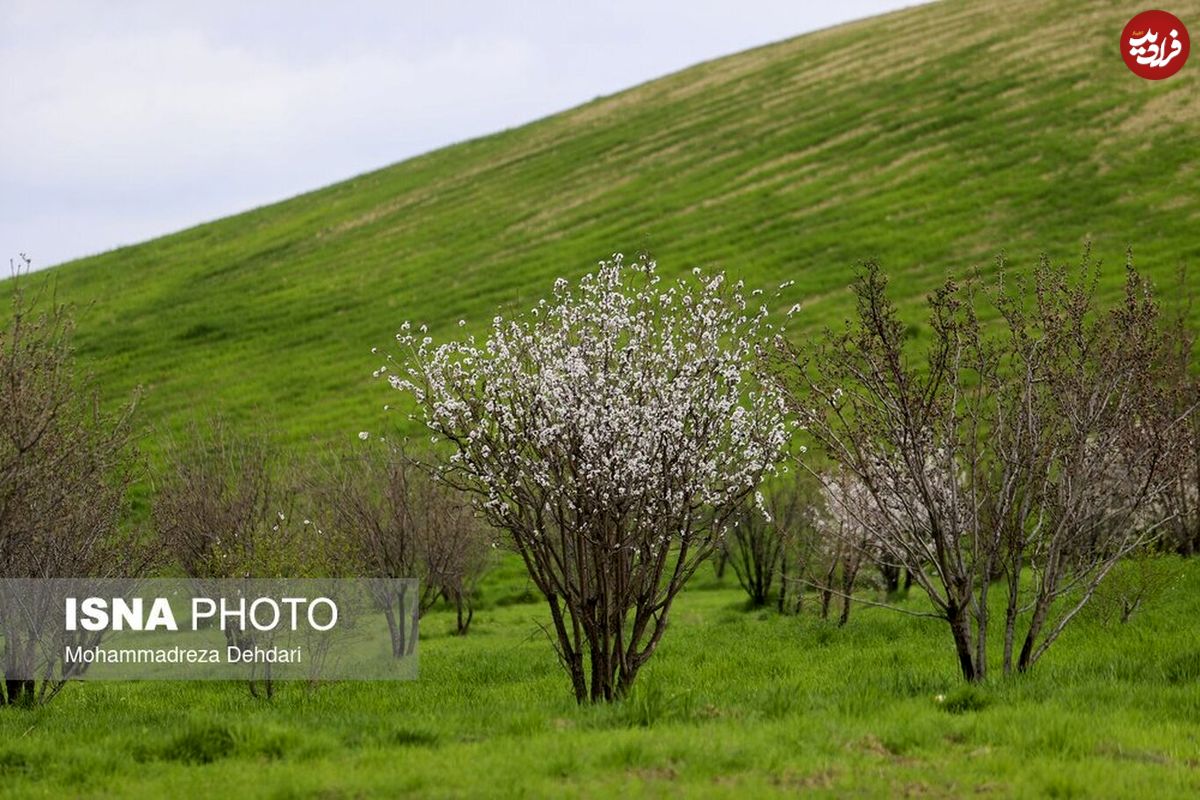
xmin=10 ymin=0 xmax=1200 ymax=445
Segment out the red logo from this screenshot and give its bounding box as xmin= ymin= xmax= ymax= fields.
xmin=1122 ymin=10 xmax=1189 ymax=79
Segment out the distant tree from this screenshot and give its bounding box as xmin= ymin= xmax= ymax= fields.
xmin=311 ymin=442 xmax=490 ymax=643
xmin=154 ymin=418 xmax=333 ymax=581
xmin=388 ymin=254 xmax=791 ymax=702
xmin=411 ymin=473 xmax=492 ymax=636
xmin=309 ymin=441 xmax=432 ymax=656
xmin=808 ymin=467 xmax=889 ymax=626
xmin=727 ymin=479 xmax=805 ymax=608
xmin=779 ymin=253 xmax=1192 ymax=681
xmin=0 ymin=262 xmax=147 ymax=705
xmin=153 ymin=417 xmax=339 ymax=698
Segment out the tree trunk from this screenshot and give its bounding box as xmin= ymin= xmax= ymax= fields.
xmin=588 ymin=628 xmax=614 ymax=703
xmin=712 ymin=548 xmax=728 ymax=579
xmin=778 ymin=555 xmax=788 ymax=613
xmin=1017 ymin=596 xmax=1052 ymax=672
xmin=880 ymin=563 xmax=900 ymax=594
xmin=838 ymin=594 xmax=852 ymax=627
xmin=4 ymin=677 xmax=34 ymax=706
xmin=1002 ymin=565 xmax=1021 ymax=675
xmin=382 ymin=600 xmax=402 ymax=658
xmin=454 ymin=594 xmax=473 ymax=635
xmin=947 ymin=605 xmax=979 ymax=682
xmin=545 ymin=593 xmax=588 ymax=703
xmin=838 ymin=551 xmax=861 ymax=627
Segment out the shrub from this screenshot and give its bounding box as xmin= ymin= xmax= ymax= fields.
xmin=154 ymin=418 xmax=338 ymax=581
xmin=779 ymin=251 xmax=1193 ymax=681
xmin=0 ymin=265 xmax=148 ymax=706
xmin=1154 ymin=276 xmax=1200 ymax=556
xmin=1089 ymin=551 xmax=1183 ymax=626
xmin=726 ymin=481 xmax=805 ymax=608
xmin=387 ymin=254 xmax=791 ymax=702
xmin=153 ymin=417 xmax=342 ymax=697
xmin=310 ymin=442 xmax=491 ymax=642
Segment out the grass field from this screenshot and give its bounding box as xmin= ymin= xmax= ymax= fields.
xmin=4 ymin=0 xmax=1198 ymax=454
xmin=4 ymin=0 xmax=1200 ymax=796
xmin=2 ymin=555 xmax=1198 ymax=798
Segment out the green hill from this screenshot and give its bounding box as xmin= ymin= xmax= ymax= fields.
xmin=9 ymin=0 xmax=1200 ymax=447
xmin=4 ymin=5 xmax=1200 ymax=796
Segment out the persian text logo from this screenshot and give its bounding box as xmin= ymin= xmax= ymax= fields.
xmin=1122 ymin=10 xmax=1189 ymax=80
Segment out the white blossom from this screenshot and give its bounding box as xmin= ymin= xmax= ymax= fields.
xmin=386 ymin=252 xmax=794 ymax=544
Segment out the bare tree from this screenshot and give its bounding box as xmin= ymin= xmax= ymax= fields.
xmin=1155 ymin=274 xmax=1200 ymax=555
xmin=309 ymin=441 xmax=429 ymax=656
xmin=156 ymin=418 xmax=266 ymax=579
xmin=412 ymin=474 xmax=492 ymax=635
xmin=726 ymin=508 xmax=784 ymax=608
xmin=0 ymin=264 xmax=147 ymax=705
xmin=154 ymin=418 xmax=334 ymax=580
xmin=780 ymin=252 xmax=1191 ymax=681
xmin=388 ymin=254 xmax=791 ymax=702
xmin=989 ymin=257 xmax=1187 ymax=673
xmin=311 ymin=442 xmax=489 ymax=645
xmin=153 ymin=418 xmax=338 ymax=697
xmin=726 ymin=478 xmax=805 ymax=608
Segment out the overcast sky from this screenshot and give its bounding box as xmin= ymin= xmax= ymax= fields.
xmin=1 ymin=1 xmax=918 ymax=270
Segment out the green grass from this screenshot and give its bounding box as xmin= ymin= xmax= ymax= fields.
xmin=2 ymin=556 xmax=1199 ymax=797
xmin=4 ymin=1 xmax=1200 ymax=796
xmin=4 ymin=0 xmax=1198 ymax=454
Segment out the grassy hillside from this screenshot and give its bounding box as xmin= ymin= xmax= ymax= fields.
xmin=7 ymin=0 xmax=1199 ymax=449
xmin=4 ymin=3 xmax=1200 ymax=796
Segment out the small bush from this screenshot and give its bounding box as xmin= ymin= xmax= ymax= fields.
xmin=1089 ymin=553 xmax=1183 ymax=626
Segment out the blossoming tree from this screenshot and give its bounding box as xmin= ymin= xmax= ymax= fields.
xmin=388 ymin=254 xmax=791 ymax=702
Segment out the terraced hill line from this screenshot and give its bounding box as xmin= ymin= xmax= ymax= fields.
xmin=5 ymin=0 xmax=1197 ymax=448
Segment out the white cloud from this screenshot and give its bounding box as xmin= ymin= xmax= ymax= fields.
xmin=3 ymin=27 xmax=537 ymax=190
